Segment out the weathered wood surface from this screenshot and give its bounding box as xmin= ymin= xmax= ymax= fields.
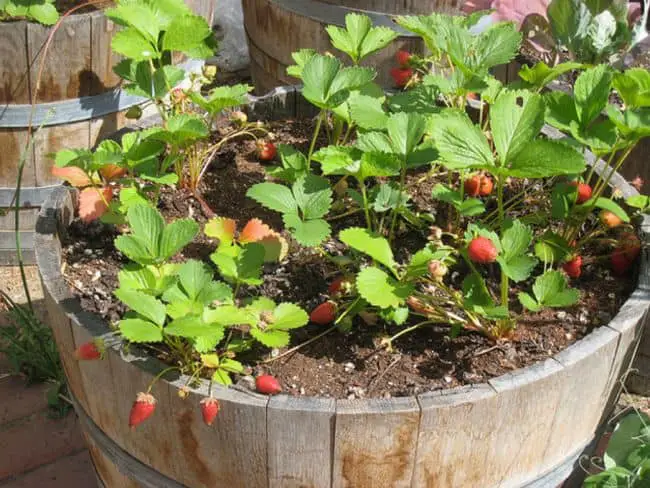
xmin=0 ymin=20 xmax=30 ymax=104
xmin=242 ymin=0 xmax=434 ymax=94
xmin=268 ymin=395 xmax=335 ymax=488
xmin=332 ymin=398 xmax=420 ymax=488
xmin=317 ymin=0 xmax=462 ymax=15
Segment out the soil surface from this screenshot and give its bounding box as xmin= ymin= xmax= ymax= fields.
xmin=60 ymin=118 xmax=638 ymax=399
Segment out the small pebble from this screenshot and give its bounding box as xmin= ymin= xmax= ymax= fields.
xmin=343 ymin=362 xmax=355 ymax=372
xmin=91 ymin=270 xmax=101 ymax=282
xmin=299 ymin=387 xmax=305 ymax=395
xmin=270 ymin=349 xmax=280 ymax=358
xmin=556 ymin=311 xmax=567 ymax=320
xmin=83 ymin=249 xmax=93 ymax=256
xmin=443 ymin=375 xmax=452 ymax=384
xmin=565 ymin=332 xmax=573 ymax=341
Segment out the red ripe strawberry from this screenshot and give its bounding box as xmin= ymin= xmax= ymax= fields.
xmin=74 ymin=340 xmax=104 ymax=360
xmin=468 ymin=236 xmax=499 ymax=264
xmin=600 ymin=211 xmax=622 ymax=228
xmin=310 ymin=301 xmax=337 ymax=325
xmin=570 ymin=181 xmax=592 ymax=204
xmin=396 ymin=50 xmax=411 ymax=67
xmin=129 ymin=392 xmax=156 ymax=429
xmin=200 ymin=397 xmax=220 ymax=426
xmin=257 ymin=141 xmax=277 ymax=161
xmin=479 ymin=175 xmax=494 ymax=196
xmin=611 ymin=250 xmax=632 ymax=275
xmin=562 ymin=256 xmax=583 ymax=279
xmin=255 ymin=375 xmax=282 ymax=395
xmin=329 ymin=276 xmax=353 ymax=296
xmin=464 ymin=175 xmax=481 ymax=197
xmin=618 ymin=233 xmax=641 ymax=261
xmin=390 ymin=67 xmax=413 ymax=88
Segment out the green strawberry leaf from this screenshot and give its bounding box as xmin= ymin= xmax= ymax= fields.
xmin=250 ymin=328 xmax=290 ymax=348
xmin=339 ymin=227 xmax=396 ymax=274
xmin=490 ymin=90 xmax=545 ymax=164
xmin=271 ymin=303 xmax=309 ymax=330
xmin=429 ymin=110 xmax=494 ymax=170
xmin=283 ymin=215 xmax=331 ymax=247
xmin=506 ymin=140 xmax=585 ymax=178
xmin=247 ymin=183 xmax=298 ymax=215
xmin=356 ymin=267 xmax=413 ymax=309
xmin=119 ymin=318 xmax=163 ymax=343
xmin=114 ymin=288 xmax=167 ymax=326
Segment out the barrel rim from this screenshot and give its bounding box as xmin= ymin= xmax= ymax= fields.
xmin=0 ymin=7 xmax=105 ymax=30
xmin=34 ymin=85 xmax=650 ymax=487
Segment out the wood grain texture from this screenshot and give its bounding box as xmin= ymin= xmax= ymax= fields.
xmin=28 ymin=14 xmax=93 ymax=103
xmin=268 ymin=395 xmax=335 ymax=488
xmin=541 ymin=326 xmax=620 ymax=472
xmin=486 ymin=358 xmax=565 ymax=487
xmin=0 ymin=207 xmax=39 ymax=231
xmin=83 ymin=430 xmax=142 ymax=488
xmin=606 ymin=291 xmax=650 ymax=409
xmin=0 ymin=127 xmax=36 ymax=188
xmin=414 ymin=385 xmax=498 ymax=487
xmin=90 ymin=11 xmax=122 ymax=94
xmin=0 ymin=20 xmax=30 ymax=104
xmin=32 ymin=120 xmax=91 ymax=186
xmin=162 ymin=379 xmax=269 ymax=488
xmin=332 ymin=397 xmax=420 ymax=488
xmin=317 ymin=0 xmax=463 ymax=15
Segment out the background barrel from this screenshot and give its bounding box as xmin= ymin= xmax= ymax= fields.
xmin=0 ymin=0 xmax=215 ymax=265
xmin=241 ymin=0 xmax=466 ymax=95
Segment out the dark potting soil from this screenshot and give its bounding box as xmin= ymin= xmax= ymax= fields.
xmin=61 ymin=118 xmax=637 ymax=400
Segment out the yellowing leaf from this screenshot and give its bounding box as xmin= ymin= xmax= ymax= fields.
xmin=51 ymin=166 xmax=92 ymax=187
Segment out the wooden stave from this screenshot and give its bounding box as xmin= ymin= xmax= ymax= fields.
xmin=34 ymin=87 xmax=650 ymax=488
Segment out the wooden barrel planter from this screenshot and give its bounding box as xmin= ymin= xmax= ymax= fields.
xmin=241 ymin=0 xmax=467 ymax=94
xmin=0 ymin=0 xmax=215 ymax=265
xmin=35 ymin=86 xmax=650 ymax=488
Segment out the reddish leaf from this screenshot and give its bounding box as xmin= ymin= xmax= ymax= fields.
xmin=239 ymin=218 xmax=273 ymax=243
xmin=258 ymin=233 xmax=288 ymax=262
xmin=51 ymin=166 xmax=92 ymax=187
xmin=205 ymin=217 xmax=237 ymax=244
xmin=78 ymin=187 xmax=113 ymax=223
xmin=99 ymin=164 xmax=127 ymax=182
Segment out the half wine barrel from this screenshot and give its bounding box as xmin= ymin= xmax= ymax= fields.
xmin=0 ymin=0 xmax=215 ymax=264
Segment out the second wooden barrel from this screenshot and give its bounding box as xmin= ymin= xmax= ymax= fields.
xmin=242 ymin=0 xmax=465 ymax=94
xmin=0 ymin=0 xmax=215 ymax=264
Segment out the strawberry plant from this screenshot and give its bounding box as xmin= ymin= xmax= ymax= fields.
xmin=111 ymin=205 xmax=308 ymax=390
xmin=107 ymin=0 xmax=216 ymax=119
xmin=0 ymin=0 xmax=59 ymax=24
